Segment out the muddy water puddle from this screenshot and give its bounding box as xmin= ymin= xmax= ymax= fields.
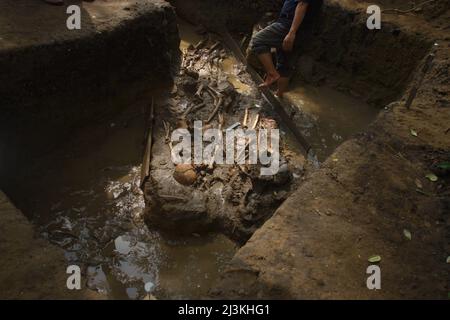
xmin=285 ymin=85 xmax=379 ymax=162
xmin=221 ymin=56 xmax=253 ymax=94
xmin=11 ymin=104 xmax=236 ymax=300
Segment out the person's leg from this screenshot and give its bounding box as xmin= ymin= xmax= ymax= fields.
xmin=275 ymin=50 xmax=291 ymax=98
xmin=258 ymin=53 xmax=280 ymax=87
xmin=276 ymin=77 xmax=290 ymax=98
xmin=249 ymin=23 xmax=289 ymax=87
xmin=275 ymin=44 xmax=301 ymax=98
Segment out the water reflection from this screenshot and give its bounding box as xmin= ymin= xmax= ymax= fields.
xmin=285 ymin=85 xmax=379 ymax=162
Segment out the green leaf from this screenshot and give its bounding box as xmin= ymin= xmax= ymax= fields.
xmin=403 ymin=229 xmax=412 ymax=240
xmin=425 ymin=173 xmax=438 ymax=182
xmin=410 ymin=129 xmax=418 ymax=137
xmin=368 ymin=255 xmax=382 ymax=263
xmin=437 ymin=162 xmax=450 ymax=170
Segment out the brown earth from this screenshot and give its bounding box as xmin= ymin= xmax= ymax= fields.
xmin=210 ymin=0 xmax=450 ymax=299
xmin=0 ymin=0 xmax=179 ymax=299
xmin=0 ymin=0 xmax=179 ymax=119
xmin=1 ymin=0 xmax=449 ymax=300
xmin=142 ymin=36 xmax=310 ymax=244
xmin=168 ymin=0 xmax=282 ymax=33
xmin=0 ymin=191 xmax=103 ymax=299
xmin=0 ymin=0 xmax=179 ymax=189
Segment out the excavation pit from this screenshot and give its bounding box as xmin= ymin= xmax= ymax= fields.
xmin=0 ymin=0 xmax=448 ymax=300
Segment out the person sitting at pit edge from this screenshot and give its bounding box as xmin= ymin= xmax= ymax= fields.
xmin=249 ymin=0 xmax=322 ymax=98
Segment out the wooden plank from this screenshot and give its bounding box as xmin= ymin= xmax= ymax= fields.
xmin=220 ymin=31 xmax=313 ymax=156
xmin=140 ymin=98 xmax=155 ymax=189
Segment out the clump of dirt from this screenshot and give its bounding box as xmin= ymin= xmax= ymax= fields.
xmin=143 ymin=33 xmax=307 ymax=243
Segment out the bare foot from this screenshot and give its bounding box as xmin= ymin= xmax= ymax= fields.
xmin=44 ymin=0 xmax=64 ymax=5
xmin=259 ymin=72 xmax=280 ymax=88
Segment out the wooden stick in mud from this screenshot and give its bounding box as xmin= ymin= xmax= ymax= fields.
xmin=194 ymin=38 xmax=208 ymax=51
xmin=162 ymin=120 xmax=171 ymax=143
xmin=140 ymin=98 xmax=155 ymax=189
xmin=182 ymin=105 xmax=194 ymax=118
xmin=208 ymin=41 xmax=221 ymax=53
xmin=162 ymin=120 xmax=174 ymax=156
xmin=243 ymin=107 xmax=249 ymax=128
xmin=195 ymin=83 xmax=205 ymax=97
xmin=207 ymin=85 xmax=223 ymax=98
xmin=236 ymin=140 xmax=251 ymax=163
xmin=219 ymin=30 xmax=312 ymax=156
xmin=192 ymin=102 xmax=207 ymax=113
xmin=206 ymin=97 xmax=223 ymax=123
xmin=240 ymin=36 xmax=248 ymax=50
xmin=208 ymin=113 xmax=226 ymax=169
xmin=251 ymin=113 xmax=260 ymax=130
xmin=183 ymin=102 xmax=206 ymax=118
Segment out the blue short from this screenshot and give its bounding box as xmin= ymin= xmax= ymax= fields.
xmin=249 ymin=22 xmax=299 ymax=77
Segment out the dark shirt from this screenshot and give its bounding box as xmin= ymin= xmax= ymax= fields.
xmin=278 ymin=0 xmax=319 ymax=30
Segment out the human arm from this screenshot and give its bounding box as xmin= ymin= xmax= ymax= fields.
xmin=282 ymin=1 xmax=309 ymax=52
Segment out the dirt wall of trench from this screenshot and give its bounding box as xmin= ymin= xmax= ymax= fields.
xmin=211 ymin=1 xmax=450 ymax=299
xmin=0 ymin=1 xmax=181 ymax=299
xmin=292 ymin=0 xmax=433 ymax=106
xmin=0 ymin=1 xmax=179 ymax=124
xmin=168 ymin=0 xmax=283 ymax=33
xmin=0 ymin=0 xmax=181 ymax=190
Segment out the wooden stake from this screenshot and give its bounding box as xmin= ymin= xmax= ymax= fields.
xmin=243 ymin=108 xmax=249 ymax=128
xmin=207 ymin=97 xmax=223 ymax=123
xmin=140 ymin=98 xmax=155 ymax=189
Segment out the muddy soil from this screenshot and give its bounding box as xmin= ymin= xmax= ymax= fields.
xmin=168 ymin=0 xmax=283 ymax=33
xmin=1 ymin=0 xmax=448 ymax=300
xmin=1 ymin=0 xmax=239 ymax=300
xmin=143 ymin=16 xmax=384 ymax=243
xmin=0 ymin=0 xmax=180 ymax=189
xmin=143 ymin=21 xmax=308 ymax=243
xmin=0 ymin=190 xmax=103 ymax=299
xmin=6 ymin=93 xmax=237 ymax=300
xmin=210 ymin=0 xmax=450 ymax=299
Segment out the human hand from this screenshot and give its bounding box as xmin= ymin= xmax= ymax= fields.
xmin=282 ymin=32 xmax=296 ymax=52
